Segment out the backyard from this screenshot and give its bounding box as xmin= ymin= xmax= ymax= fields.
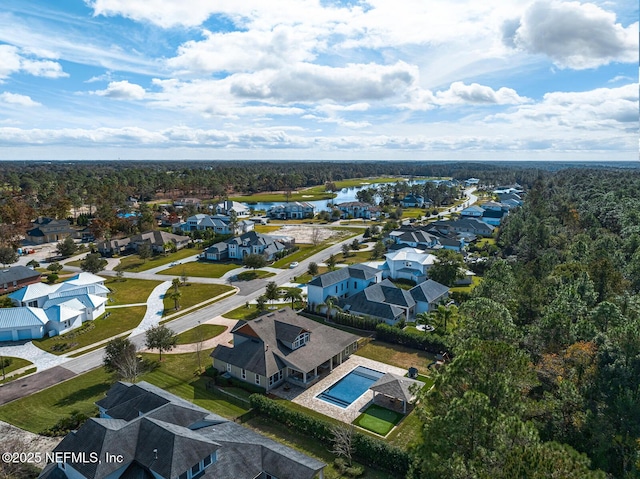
xmin=355 ymin=340 xmax=435 ymax=375
xmin=354 ymin=404 xmax=404 ymax=436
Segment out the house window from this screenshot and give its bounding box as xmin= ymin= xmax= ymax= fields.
xmin=241 ymin=369 xmax=246 ymax=380
xmin=191 ymin=462 xmax=201 ymax=475
xmin=226 ymin=363 xmax=231 ymax=373
xmin=203 ymin=455 xmax=212 ymax=467
xmin=354 ymin=282 xmax=357 ymax=289
xmin=179 ymin=473 xmax=187 ymax=479
xmin=255 ymin=374 xmax=260 ymax=385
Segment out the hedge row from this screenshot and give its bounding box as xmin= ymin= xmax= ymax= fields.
xmin=249 ymin=394 xmax=410 ymax=475
xmin=375 ymin=323 xmax=447 ymax=354
xmin=332 ymin=311 xmax=382 ymax=331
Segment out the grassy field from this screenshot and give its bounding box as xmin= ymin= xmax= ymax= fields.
xmin=236 ymin=270 xmax=275 ymax=281
xmin=450 ymin=275 xmax=482 ymax=294
xmin=223 ymin=303 xmax=264 ymax=320
xmin=105 ymin=277 xmax=162 ymax=305
xmin=114 ymin=248 xmax=200 ymax=272
xmin=0 ymin=357 xmax=33 ymax=375
xmin=163 ymin=283 xmax=234 ymax=315
xmin=175 ymin=324 xmax=226 ymax=345
xmin=355 ymin=340 xmax=435 ymax=374
xmin=33 ymin=306 xmax=146 ymax=355
xmin=254 ymin=225 xmax=283 ymax=234
xmin=338 ymin=250 xmax=379 ymax=265
xmin=386 ymin=409 xmax=423 ymax=449
xmin=160 ymin=261 xmax=239 ymax=278
xmin=354 ymin=404 xmax=404 ymax=436
xmin=0 ymin=367 xmax=114 ymax=433
xmin=271 ymin=229 xmax=362 ymax=269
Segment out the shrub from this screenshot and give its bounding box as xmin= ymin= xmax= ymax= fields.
xmin=249 ymin=395 xmax=409 ymax=475
xmin=375 ymin=323 xmax=447 ymax=354
xmin=41 ymin=411 xmax=89 ymax=436
xmin=215 ymin=375 xmax=265 ymax=394
xmin=0 ymin=357 xmax=12 ymax=368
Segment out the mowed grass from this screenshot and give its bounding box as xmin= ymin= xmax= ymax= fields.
xmin=355 ymin=404 xmax=404 ymax=436
xmin=254 ymin=225 xmax=283 ymax=234
xmin=160 ymin=261 xmax=240 ymax=278
xmin=0 ymin=357 xmax=33 ymax=375
xmin=33 ymin=306 xmax=146 ymax=355
xmin=0 ymin=368 xmax=115 ymax=433
xmin=223 ymin=304 xmax=264 ymax=320
xmin=387 ymin=409 xmax=423 ymax=449
xmin=105 ymin=278 xmax=162 ymax=305
xmin=139 ymin=350 xmax=247 ymax=419
xmin=163 ymin=283 xmax=235 ymax=315
xmin=175 ymin=324 xmax=226 ymax=345
xmin=355 ymin=340 xmax=435 ymax=374
xmin=114 ymin=248 xmax=199 ymax=272
xmin=450 ymin=275 xmax=482 ymax=294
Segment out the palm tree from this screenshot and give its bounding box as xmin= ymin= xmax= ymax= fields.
xmin=432 ymin=304 xmax=458 ymax=333
xmin=322 ymin=296 xmax=340 ymax=320
xmin=284 ymin=290 xmax=302 ymax=309
xmin=171 ymin=277 xmax=181 ymax=293
xmin=256 ymin=295 xmax=267 ymax=312
xmin=169 ymin=289 xmax=182 ymax=311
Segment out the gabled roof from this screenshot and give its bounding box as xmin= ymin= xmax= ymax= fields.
xmin=64 ymin=272 xmax=105 ymax=286
xmin=461 ymin=205 xmax=485 ymax=214
xmin=409 ymin=279 xmax=449 ymax=304
xmin=307 ymin=263 xmax=379 ymax=288
xmin=0 ymin=306 xmax=49 ymax=329
xmin=44 ymin=303 xmax=83 ymax=323
xmin=338 ymin=279 xmax=415 ymax=320
xmin=8 ymin=282 xmax=56 ymax=303
xmin=370 ymin=373 xmax=424 ymax=402
xmin=212 ymin=308 xmax=359 ymax=378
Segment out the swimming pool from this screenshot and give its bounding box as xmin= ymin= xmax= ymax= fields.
xmin=317 ymin=366 xmax=385 ymax=408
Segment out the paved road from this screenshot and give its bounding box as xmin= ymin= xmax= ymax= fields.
xmin=0 ymin=188 xmax=478 ymax=404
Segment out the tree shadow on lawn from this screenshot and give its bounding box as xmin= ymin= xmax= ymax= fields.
xmin=54 ymin=382 xmax=113 ymax=407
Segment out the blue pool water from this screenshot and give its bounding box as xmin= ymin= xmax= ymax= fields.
xmin=317 ymin=366 xmax=384 ymax=408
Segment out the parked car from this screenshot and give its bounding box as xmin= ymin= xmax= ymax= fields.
xmin=289 ymin=262 xmax=299 ymax=269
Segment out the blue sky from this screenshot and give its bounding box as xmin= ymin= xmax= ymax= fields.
xmin=0 ymin=0 xmax=637 ymax=160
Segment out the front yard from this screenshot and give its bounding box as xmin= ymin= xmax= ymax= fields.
xmin=105 ymin=277 xmax=162 ymax=305
xmin=174 ymin=324 xmax=226 ymax=345
xmin=114 ymin=248 xmax=199 ymax=272
xmin=159 ymin=261 xmax=239 ymax=278
xmin=162 ymin=283 xmax=235 ymax=316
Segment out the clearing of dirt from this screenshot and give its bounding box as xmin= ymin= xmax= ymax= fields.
xmin=270 ymin=225 xmax=343 ymax=244
xmin=0 ymin=421 xmax=62 ymax=469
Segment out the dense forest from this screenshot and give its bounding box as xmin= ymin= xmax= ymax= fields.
xmin=411 ymin=168 xmax=640 ymax=479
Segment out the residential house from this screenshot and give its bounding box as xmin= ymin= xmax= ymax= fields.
xmin=129 ymin=231 xmax=190 ymax=254
xmin=0 ymin=266 xmax=41 ymax=294
xmin=336 ymin=201 xmax=381 ymax=219
xmin=307 ymin=264 xmax=381 ymax=309
xmin=173 ymin=197 xmax=202 ymax=208
xmin=388 ymin=228 xmax=442 ymax=251
xmin=464 ymin=178 xmax=480 ymax=186
xmin=211 ymin=308 xmax=360 ymax=391
xmin=26 ymin=218 xmax=79 ymax=244
xmin=39 ymin=380 xmax=325 ymax=479
xmin=1 ymin=273 xmax=108 ymax=341
xmin=337 ymin=279 xmax=415 ymax=325
xmin=460 ymin=205 xmax=485 ymax=218
xmin=203 ymin=231 xmax=292 ymax=261
xmin=431 ymin=218 xmax=495 ymax=237
xmin=267 ymin=202 xmax=316 ymax=219
xmin=174 ymin=214 xmax=254 ymax=235
xmin=379 ymin=247 xmax=437 ymax=283
xmin=401 ymin=194 xmax=426 ymax=208
xmin=96 ymin=237 xmax=131 ymax=256
xmin=409 ymin=279 xmax=450 ymax=314
xmin=215 ymin=200 xmax=250 ymax=217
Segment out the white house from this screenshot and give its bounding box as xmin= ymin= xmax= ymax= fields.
xmin=0 ymin=273 xmax=109 ymax=341
xmin=379 ymin=247 xmax=437 ymax=283
xmin=267 ymin=202 xmax=316 ymax=219
xmin=307 ymin=264 xmax=381 ymax=309
xmin=401 ymin=194 xmax=426 ymax=208
xmin=337 ymin=202 xmax=381 ymax=219
xmin=215 ymin=200 xmax=251 ymax=217
xmin=174 ymin=214 xmax=254 ymax=235
xmin=203 ymin=231 xmax=292 ymax=261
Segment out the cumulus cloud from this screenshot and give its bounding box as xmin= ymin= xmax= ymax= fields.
xmin=0 ymin=44 xmax=67 ymax=80
xmin=434 ymin=82 xmax=530 ymax=105
xmin=503 ymin=0 xmax=638 ymax=69
xmin=91 ymin=80 xmax=146 ymax=100
xmin=230 ymin=61 xmax=417 ymax=103
xmin=0 ymin=92 xmax=40 ymax=107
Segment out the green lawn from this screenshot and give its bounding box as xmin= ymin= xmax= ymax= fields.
xmin=160 ymin=261 xmax=240 ymax=278
xmin=450 ymin=275 xmax=482 ymax=294
xmin=0 ymin=367 xmax=115 ymax=433
xmin=114 ymin=248 xmax=199 ymax=272
xmin=175 ymin=324 xmax=226 ymax=345
xmin=32 ymin=306 xmax=146 ymax=355
xmin=0 ymin=357 xmax=33 ymax=375
xmin=236 ymin=270 xmax=275 ymax=281
xmin=0 ymin=350 xmax=246 ymax=433
xmin=386 ymin=409 xmax=423 ymax=449
xmin=140 ymin=350 xmax=247 ymax=419
xmin=223 ymin=304 xmax=264 ymax=320
xmin=355 ymin=340 xmax=435 ymax=374
xmin=339 ymin=250 xmax=380 ymax=265
xmin=254 ymin=225 xmax=283 ymax=234
xmin=354 ymin=404 xmax=404 ymax=436
xmin=105 ymin=278 xmax=162 ymax=305
xmin=163 ymin=283 xmax=235 ymax=316
xmin=65 ymin=259 xmax=83 ymax=267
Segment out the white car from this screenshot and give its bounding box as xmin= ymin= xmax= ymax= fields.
xmin=289 ymin=262 xmax=299 ymax=269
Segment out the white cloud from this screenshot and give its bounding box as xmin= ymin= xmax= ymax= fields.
xmin=91 ymin=81 xmax=146 ymax=100
xmin=0 ymin=92 xmax=41 ymax=107
xmin=20 ymin=59 xmax=68 ymax=78
xmin=434 ymin=82 xmax=530 ymax=105
xmin=0 ymin=44 xmax=67 ymax=80
xmin=503 ymin=1 xmax=638 ymax=69
xmin=230 ymin=61 xmax=418 ymax=103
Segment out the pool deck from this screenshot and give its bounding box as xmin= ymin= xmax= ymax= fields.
xmin=270 ymin=355 xmax=407 ymax=423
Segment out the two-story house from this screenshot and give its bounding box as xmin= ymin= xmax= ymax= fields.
xmin=211 ymin=308 xmax=360 ymax=391
xmin=26 ymin=218 xmax=79 ymax=244
xmin=267 ymin=202 xmax=316 ymax=219
xmin=306 ymin=264 xmax=381 ymax=309
xmin=215 ymin=200 xmax=250 ymax=217
xmin=379 ymin=247 xmax=437 ymax=283
xmin=203 ymin=231 xmax=292 ymax=261
xmin=336 ymin=201 xmax=381 ymax=219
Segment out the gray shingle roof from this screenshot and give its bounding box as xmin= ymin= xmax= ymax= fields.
xmin=0 ymin=266 xmax=40 ymax=284
xmin=409 ymin=279 xmax=449 ymax=304
xmin=211 ymin=308 xmax=359 ymax=377
xmin=370 ymin=373 xmax=424 ymax=402
xmin=307 ymin=263 xmax=379 ymax=287
xmin=338 ymin=279 xmax=415 ymax=321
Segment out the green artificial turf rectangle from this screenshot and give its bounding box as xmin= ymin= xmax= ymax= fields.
xmin=354 ymin=404 xmax=404 ymax=436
